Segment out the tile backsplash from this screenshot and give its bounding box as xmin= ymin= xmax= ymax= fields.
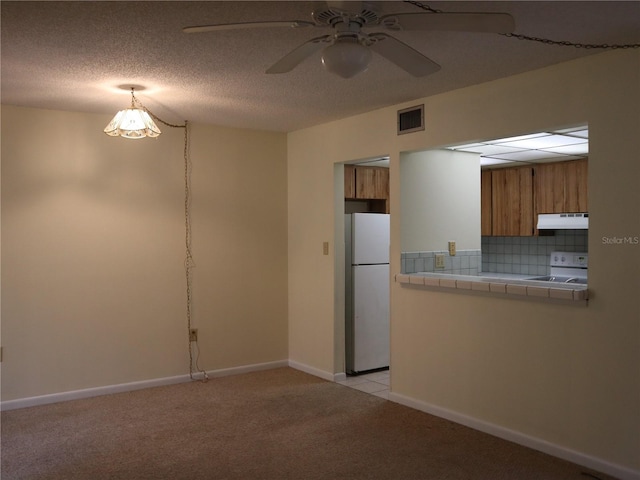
xmin=401 ymin=250 xmax=481 ymax=275
xmin=481 ymin=230 xmax=588 ymax=276
xmin=401 ymin=230 xmax=588 ymax=276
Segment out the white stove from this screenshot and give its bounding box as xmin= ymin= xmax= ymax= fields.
xmin=528 ymin=251 xmax=588 ymax=284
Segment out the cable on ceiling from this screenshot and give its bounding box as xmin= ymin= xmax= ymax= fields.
xmin=404 ymin=0 xmax=640 ymax=50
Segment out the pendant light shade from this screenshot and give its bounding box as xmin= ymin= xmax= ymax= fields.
xmin=104 ymin=88 xmax=161 ymax=139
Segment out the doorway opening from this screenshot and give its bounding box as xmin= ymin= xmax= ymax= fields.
xmin=341 ymin=157 xmax=391 ymax=380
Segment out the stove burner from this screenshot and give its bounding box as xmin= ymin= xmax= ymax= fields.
xmin=527 ymin=275 xmax=587 ymax=284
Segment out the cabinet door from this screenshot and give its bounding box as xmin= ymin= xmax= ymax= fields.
xmin=564 ymin=158 xmax=588 ymax=212
xmin=535 ymin=159 xmax=588 ymax=213
xmin=535 ymin=162 xmax=565 ymax=214
xmin=481 ymin=170 xmax=492 ymax=236
xmin=344 ymin=165 xmax=356 ymax=199
xmin=355 ymin=166 xmax=389 ymax=200
xmin=492 ymin=166 xmax=534 ymax=236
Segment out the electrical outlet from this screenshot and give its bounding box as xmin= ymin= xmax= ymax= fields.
xmin=323 ymin=241 xmax=329 ymax=255
xmin=189 ymin=328 xmax=198 ymax=342
xmin=448 ymin=241 xmax=456 ymax=256
xmin=435 ymin=254 xmax=446 ymax=269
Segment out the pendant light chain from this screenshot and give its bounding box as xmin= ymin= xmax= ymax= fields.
xmin=403 ymin=0 xmax=441 ymax=13
xmin=500 ymin=33 xmax=640 ymax=50
xmin=142 ymin=103 xmax=209 ymax=382
xmin=404 ymin=0 xmax=640 ymax=50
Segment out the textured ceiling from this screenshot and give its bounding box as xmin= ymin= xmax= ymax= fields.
xmin=1 ymin=1 xmax=639 ymax=132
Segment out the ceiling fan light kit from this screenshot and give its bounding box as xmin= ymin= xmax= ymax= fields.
xmin=183 ymin=2 xmax=515 ymax=79
xmin=321 ymin=37 xmax=372 ymax=78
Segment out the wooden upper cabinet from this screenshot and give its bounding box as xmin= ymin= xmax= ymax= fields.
xmin=491 ymin=166 xmax=534 ymax=236
xmin=354 ymin=166 xmax=389 ymax=200
xmin=344 ymin=165 xmax=356 ymax=199
xmin=344 ymin=165 xmax=390 ymax=213
xmin=535 ymin=159 xmax=588 ymax=214
xmin=481 ymin=159 xmax=588 ymax=237
xmin=534 ymin=162 xmax=565 ymax=214
xmin=564 ymin=158 xmax=588 ymax=212
xmin=481 ymin=170 xmax=492 ymax=236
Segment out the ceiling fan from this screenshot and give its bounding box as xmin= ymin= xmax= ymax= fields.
xmin=183 ymin=1 xmax=515 ymax=79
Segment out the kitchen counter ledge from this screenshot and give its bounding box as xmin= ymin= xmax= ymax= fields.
xmin=396 ymin=272 xmax=588 ymax=303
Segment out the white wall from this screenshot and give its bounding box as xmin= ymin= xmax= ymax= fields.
xmin=401 ymin=149 xmax=481 ymax=252
xmin=287 ymin=50 xmax=640 ymax=477
xmin=1 ymin=106 xmax=288 ymax=401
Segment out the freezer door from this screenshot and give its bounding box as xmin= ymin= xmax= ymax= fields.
xmin=352 ymin=264 xmax=390 ymax=372
xmin=352 ymin=213 xmax=390 ymax=265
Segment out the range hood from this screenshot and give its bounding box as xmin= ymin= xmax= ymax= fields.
xmin=537 ymin=213 xmax=589 ymax=230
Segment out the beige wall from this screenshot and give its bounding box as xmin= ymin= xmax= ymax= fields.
xmin=1 ymin=49 xmax=638 ymax=475
xmin=1 ymin=106 xmax=288 ymax=400
xmin=287 ymin=50 xmax=639 ymax=473
xmin=400 ymin=149 xmax=481 ymax=252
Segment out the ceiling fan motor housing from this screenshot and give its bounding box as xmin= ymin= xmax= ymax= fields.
xmin=312 ymin=6 xmax=380 ymax=28
xmin=313 ymin=5 xmax=379 ymax=78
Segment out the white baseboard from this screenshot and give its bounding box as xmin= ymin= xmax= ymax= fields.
xmin=287 ymin=360 xmax=346 ymax=383
xmin=206 ymin=360 xmax=289 ymax=379
xmin=0 ymin=360 xmax=289 ymax=412
xmin=389 ymin=391 xmax=640 ymax=480
xmin=288 ymin=360 xmax=340 ymax=382
xmin=333 ymin=372 xmax=347 ymax=382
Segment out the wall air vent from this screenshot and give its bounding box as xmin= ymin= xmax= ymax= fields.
xmin=397 ymin=104 xmax=424 ymax=135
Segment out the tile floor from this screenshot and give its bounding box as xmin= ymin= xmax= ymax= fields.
xmin=336 ymin=370 xmax=389 ymax=400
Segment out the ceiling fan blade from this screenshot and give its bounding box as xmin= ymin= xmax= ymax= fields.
xmin=368 ymin=33 xmax=440 ymax=77
xmin=183 ymin=20 xmax=315 ymax=34
xmin=379 ymin=12 xmax=515 ymax=34
xmin=266 ymin=35 xmax=333 ymax=74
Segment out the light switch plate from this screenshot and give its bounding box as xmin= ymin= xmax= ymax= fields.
xmin=448 ymin=241 xmax=456 ymax=256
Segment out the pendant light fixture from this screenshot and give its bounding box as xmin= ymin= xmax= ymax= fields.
xmin=103 ymin=85 xmax=208 ymax=382
xmin=104 ymin=87 xmax=161 ymax=139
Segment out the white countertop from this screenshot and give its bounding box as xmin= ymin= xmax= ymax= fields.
xmin=474 ymin=272 xmax=532 ymax=280
xmin=396 ymin=271 xmax=588 ymax=302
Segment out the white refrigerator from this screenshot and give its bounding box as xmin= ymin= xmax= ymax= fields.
xmin=345 ymin=213 xmax=390 ymax=374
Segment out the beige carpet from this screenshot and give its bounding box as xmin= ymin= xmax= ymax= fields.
xmin=1 ymin=367 xmax=614 ymax=479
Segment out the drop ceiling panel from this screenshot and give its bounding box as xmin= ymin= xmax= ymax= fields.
xmin=485 ymin=149 xmax=563 ymax=162
xmin=448 ymin=125 xmax=589 ymax=165
xmin=542 ymin=143 xmax=589 ymax=155
xmin=495 ymin=134 xmax=587 ymax=150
